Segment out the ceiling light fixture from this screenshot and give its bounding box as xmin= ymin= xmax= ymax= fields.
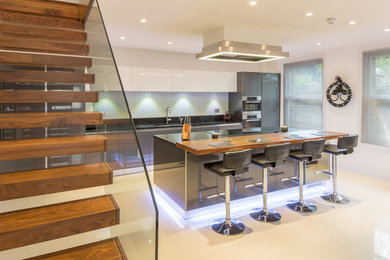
xmin=306 ymin=12 xmax=313 ymax=17
xmin=167 ymin=42 xmax=173 ymax=45
xmin=316 ymin=42 xmax=322 ymax=46
xmin=384 ymin=28 xmax=390 ymax=32
xmin=140 ymin=18 xmax=147 ymax=23
xmin=349 ymin=21 xmax=356 ymax=25
xmin=120 ymin=36 xmax=126 ymax=40
xmin=249 ymin=1 xmax=257 ymax=6
xmin=196 ymin=41 xmax=289 ymax=63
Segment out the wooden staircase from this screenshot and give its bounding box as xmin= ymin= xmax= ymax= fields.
xmin=0 ymin=0 xmax=128 ymax=259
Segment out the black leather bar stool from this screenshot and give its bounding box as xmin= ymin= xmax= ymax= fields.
xmin=204 ymin=149 xmax=252 ymax=235
xmin=321 ymin=135 xmax=359 ymax=204
xmin=287 ymin=139 xmax=325 ymax=213
xmin=250 ymin=143 xmax=290 ymax=222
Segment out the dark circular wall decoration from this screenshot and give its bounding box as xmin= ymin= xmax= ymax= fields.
xmin=326 ymin=76 xmax=352 ymax=107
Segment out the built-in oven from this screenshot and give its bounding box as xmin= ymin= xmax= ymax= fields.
xmin=242 ymin=96 xmax=261 ymax=112
xmin=242 ymin=111 xmax=261 ymax=132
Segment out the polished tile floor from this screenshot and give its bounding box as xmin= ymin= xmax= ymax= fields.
xmin=158 ymin=170 xmax=390 ymax=260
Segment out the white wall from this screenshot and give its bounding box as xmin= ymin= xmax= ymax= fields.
xmin=274 ymin=40 xmax=390 ymax=180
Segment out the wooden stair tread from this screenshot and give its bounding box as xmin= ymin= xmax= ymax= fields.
xmin=0 ymin=112 xmax=103 ymax=129
xmin=0 ymin=23 xmax=87 ymax=42
xmin=0 ymin=163 xmax=113 ymax=201
xmin=0 ymin=69 xmax=95 ymax=84
xmin=0 ymin=51 xmax=92 ymax=68
xmin=0 ymin=35 xmax=89 ymax=55
xmin=0 ymin=10 xmax=84 ymax=29
xmin=0 ymin=90 xmax=98 ymax=103
xmin=0 ymin=195 xmax=119 ymax=251
xmin=0 ymin=0 xmax=87 ymax=20
xmin=0 ymin=135 xmax=105 ymax=161
xmin=27 ymin=237 xmax=127 ymax=260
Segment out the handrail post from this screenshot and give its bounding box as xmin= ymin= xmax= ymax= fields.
xmin=82 ymin=0 xmax=94 ymax=24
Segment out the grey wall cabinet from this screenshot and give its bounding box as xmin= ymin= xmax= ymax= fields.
xmin=238 ymin=72 xmax=262 ymax=96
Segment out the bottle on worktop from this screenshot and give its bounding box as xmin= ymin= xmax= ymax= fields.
xmin=223 ymin=111 xmax=232 ymax=123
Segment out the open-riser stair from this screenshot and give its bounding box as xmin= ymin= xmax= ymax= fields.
xmin=0 ymin=0 xmax=135 ymax=258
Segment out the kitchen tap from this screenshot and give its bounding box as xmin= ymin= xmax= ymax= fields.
xmin=179 ymin=115 xmax=184 ymax=124
xmin=166 ymin=106 xmax=172 ymax=124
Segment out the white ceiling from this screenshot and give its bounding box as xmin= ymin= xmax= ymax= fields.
xmin=99 ymin=0 xmax=390 ymax=56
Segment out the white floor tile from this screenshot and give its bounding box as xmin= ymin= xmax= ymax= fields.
xmin=158 ymin=170 xmax=390 ymax=260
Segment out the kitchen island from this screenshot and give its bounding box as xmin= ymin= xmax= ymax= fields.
xmin=154 ymin=130 xmax=346 ymax=218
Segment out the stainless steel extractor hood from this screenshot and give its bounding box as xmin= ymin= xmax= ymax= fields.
xmin=196 ymin=40 xmax=289 ymax=63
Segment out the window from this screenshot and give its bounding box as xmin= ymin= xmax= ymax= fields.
xmin=362 ymin=49 xmax=390 ymax=147
xmin=283 ymin=59 xmax=323 ymax=130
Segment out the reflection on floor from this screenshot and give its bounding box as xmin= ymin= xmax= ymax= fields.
xmin=158 ymin=170 xmax=390 ymax=260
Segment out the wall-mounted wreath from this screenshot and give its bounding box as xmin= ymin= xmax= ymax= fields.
xmin=326 ymin=76 xmax=352 ymax=107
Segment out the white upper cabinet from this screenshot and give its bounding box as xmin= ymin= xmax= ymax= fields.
xmin=118 ymin=66 xmax=237 ymax=92
xmin=117 ymin=66 xmax=133 ymax=91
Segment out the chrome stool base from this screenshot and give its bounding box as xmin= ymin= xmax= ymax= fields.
xmin=211 ymin=219 xmax=245 ymax=235
xmin=250 ymin=209 xmax=281 ymax=222
xmin=321 ymin=193 xmax=350 ymax=204
xmin=287 ymin=201 xmax=317 ymax=213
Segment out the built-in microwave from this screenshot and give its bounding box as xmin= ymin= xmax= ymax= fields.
xmin=242 ymin=96 xmax=261 ymax=112
xmin=242 ymin=111 xmax=261 ymax=132
xmin=242 ymin=111 xmax=261 ymax=120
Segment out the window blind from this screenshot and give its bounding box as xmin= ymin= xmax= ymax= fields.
xmin=362 ymin=49 xmax=390 ymax=147
xmin=283 ymin=59 xmax=323 ymax=130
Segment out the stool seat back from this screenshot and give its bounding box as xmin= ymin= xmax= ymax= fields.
xmin=302 ymin=139 xmax=325 ymax=160
xmin=265 ymin=143 xmax=290 ymax=167
xmin=223 ymin=149 xmax=252 ymax=172
xmin=337 ymin=135 xmax=358 ymax=154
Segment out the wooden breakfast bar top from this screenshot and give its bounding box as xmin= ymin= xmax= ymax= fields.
xmin=175 ymin=130 xmax=348 ymax=155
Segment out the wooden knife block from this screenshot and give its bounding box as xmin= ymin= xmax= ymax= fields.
xmin=181 ymin=124 xmax=191 ymax=140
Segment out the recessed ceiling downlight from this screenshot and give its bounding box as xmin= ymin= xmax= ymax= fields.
xmin=349 ymin=21 xmax=356 ymax=25
xmin=384 ymin=28 xmax=390 ymax=32
xmin=249 ymin=1 xmax=257 ymax=6
xmin=306 ymin=12 xmax=313 ymax=17
xmin=120 ymin=36 xmax=126 ymax=40
xmin=140 ymin=18 xmax=147 ymax=23
xmin=316 ymin=42 xmax=322 ymax=46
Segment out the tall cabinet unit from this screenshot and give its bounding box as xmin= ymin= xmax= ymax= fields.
xmin=229 ymin=72 xmax=280 ymax=133
xmin=261 ymin=73 xmax=281 ymax=133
